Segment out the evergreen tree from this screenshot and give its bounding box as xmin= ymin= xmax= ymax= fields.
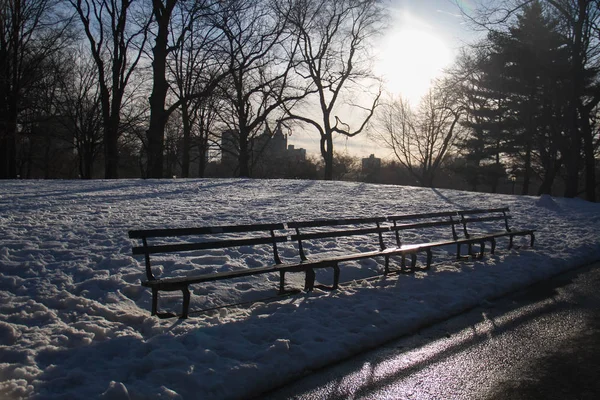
xmin=458 ymin=1 xmax=571 ymax=195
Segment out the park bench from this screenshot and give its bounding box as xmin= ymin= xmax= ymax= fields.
xmin=129 ymin=223 xmax=293 ymax=319
xmin=386 ymin=211 xmax=490 ymax=273
xmin=286 ymin=217 xmax=402 ymax=290
xmin=130 ymin=207 xmax=535 ymax=319
xmin=457 ymin=207 xmax=535 ymax=253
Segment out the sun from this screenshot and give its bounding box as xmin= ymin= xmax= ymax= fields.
xmin=375 ymin=28 xmax=453 ymax=104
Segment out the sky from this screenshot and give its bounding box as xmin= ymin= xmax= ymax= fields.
xmin=287 ymin=0 xmax=482 ymax=161
xmin=1 ymin=178 xmax=599 ymax=399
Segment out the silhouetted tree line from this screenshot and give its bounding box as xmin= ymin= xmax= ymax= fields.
xmin=0 ymin=0 xmax=382 ymax=181
xmin=1 ymin=0 xmax=598 ymax=201
xmin=451 ymin=0 xmax=600 ymax=201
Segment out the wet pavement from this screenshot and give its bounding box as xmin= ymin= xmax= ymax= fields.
xmin=260 ymin=262 xmax=600 ymax=399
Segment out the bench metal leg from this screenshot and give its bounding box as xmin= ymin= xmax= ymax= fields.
xmin=478 ymin=241 xmax=485 ymax=259
xmin=304 ymin=268 xmax=316 ymax=291
xmin=425 ymin=249 xmax=432 ymax=269
xmin=384 ymin=255 xmax=390 ymax=275
xmin=490 ymin=238 xmax=496 ymax=254
xmin=279 ymin=270 xmax=286 ymax=294
xmin=410 ymin=252 xmax=417 ymax=269
xmin=332 ymin=263 xmax=340 ymax=290
xmin=509 ymin=235 xmax=514 ymax=249
xmin=180 ymin=286 xmax=191 ymax=319
xmin=151 ymin=288 xmax=158 ymax=316
xmin=530 ymin=232 xmax=535 ymax=247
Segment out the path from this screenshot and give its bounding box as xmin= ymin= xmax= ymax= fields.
xmin=260 ymin=262 xmax=600 ymax=399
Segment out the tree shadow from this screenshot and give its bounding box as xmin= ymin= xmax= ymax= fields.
xmin=258 ymin=261 xmax=598 ymax=400
xmin=31 ymin=253 xmax=579 ymax=400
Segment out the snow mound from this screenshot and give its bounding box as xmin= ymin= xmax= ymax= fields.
xmin=535 ymin=194 xmax=562 ymax=212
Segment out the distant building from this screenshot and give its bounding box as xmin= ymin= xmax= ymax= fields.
xmin=258 ymin=124 xmax=306 ymax=162
xmin=220 ymin=124 xmax=306 ymax=176
xmin=286 ymin=145 xmax=306 ymax=162
xmin=362 ymin=154 xmax=381 ymax=171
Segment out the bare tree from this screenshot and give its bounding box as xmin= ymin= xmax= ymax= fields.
xmin=282 ymin=0 xmax=384 ymax=180
xmin=210 ymin=0 xmax=304 ymax=178
xmin=168 ymin=1 xmax=222 ymax=178
xmin=54 ymin=46 xmax=104 ymax=178
xmin=145 ymin=0 xmax=179 ymax=179
xmin=0 ymin=0 xmax=72 ymax=178
xmin=16 ymin=48 xmax=74 ymax=178
xmin=375 ymin=83 xmax=463 ymax=187
xmin=69 ymin=0 xmax=150 ymax=178
xmin=145 ymin=0 xmax=230 ymax=178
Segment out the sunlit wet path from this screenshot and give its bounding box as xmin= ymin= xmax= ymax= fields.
xmin=261 ymin=261 xmax=600 ymax=400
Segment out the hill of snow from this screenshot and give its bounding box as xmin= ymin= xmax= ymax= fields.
xmin=1 ymin=179 xmax=599 ymax=399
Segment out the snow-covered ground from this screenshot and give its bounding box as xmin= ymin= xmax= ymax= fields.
xmin=1 ymin=179 xmax=599 ymax=400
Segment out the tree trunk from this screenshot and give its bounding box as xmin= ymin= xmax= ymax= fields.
xmin=181 ymin=102 xmax=191 ymax=178
xmin=1 ymin=99 xmax=19 ymax=179
xmin=538 ymin=158 xmax=562 ymax=196
xmin=322 ymin=132 xmax=334 ymax=180
xmin=563 ymin=116 xmax=581 ymax=198
xmin=198 ymin=135 xmax=207 ymax=178
xmin=424 ymin=171 xmax=435 ymax=188
xmin=0 ymin=134 xmax=17 ymax=178
xmin=490 ymin=178 xmax=498 ymax=194
xmin=83 ymin=143 xmax=93 ymax=179
xmin=146 ymin=1 xmax=176 ymax=179
xmin=86 ymin=140 xmax=95 ymax=179
xmin=521 ymin=144 xmax=532 ymax=196
xmin=563 ymin=3 xmax=586 ymax=198
xmin=103 ymin=118 xmax=120 ymax=178
xmin=238 ymin=128 xmax=250 ymax=178
xmin=580 ymin=105 xmax=597 ymax=202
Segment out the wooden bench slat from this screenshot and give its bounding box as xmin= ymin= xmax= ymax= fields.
xmin=461 ymin=215 xmax=512 ymax=224
xmin=129 ymin=222 xmax=286 ymax=239
xmin=142 ymin=264 xmax=281 ymax=287
xmin=290 ymin=226 xmax=388 ymax=241
xmin=387 ymin=211 xmax=458 ymax=221
xmin=297 ymin=248 xmax=389 ymax=263
xmin=390 ymin=219 xmax=457 ymax=230
xmin=287 ymin=216 xmax=386 ymax=229
xmin=132 ymin=235 xmax=287 ymax=255
xmin=467 ymin=228 xmax=535 ymax=238
xmin=457 ymin=207 xmax=509 ymax=215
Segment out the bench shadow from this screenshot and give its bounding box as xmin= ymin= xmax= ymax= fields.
xmin=257 ymin=257 xmax=591 ymax=400
xmin=32 ymin=253 xmax=572 ymax=400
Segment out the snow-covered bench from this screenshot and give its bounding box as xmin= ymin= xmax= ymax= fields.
xmin=386 ymin=211 xmax=490 ymax=272
xmin=457 ymin=207 xmax=536 ymax=252
xmin=130 ymin=208 xmax=534 ymax=319
xmin=129 ymin=223 xmax=298 ymax=319
xmin=286 ymin=217 xmax=405 ymax=289
xmin=386 ymin=207 xmax=536 ymax=272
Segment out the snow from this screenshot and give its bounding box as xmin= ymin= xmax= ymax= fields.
xmin=1 ymin=178 xmax=599 ymax=400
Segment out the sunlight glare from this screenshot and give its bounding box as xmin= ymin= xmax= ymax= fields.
xmin=375 ymin=28 xmax=453 ymax=104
